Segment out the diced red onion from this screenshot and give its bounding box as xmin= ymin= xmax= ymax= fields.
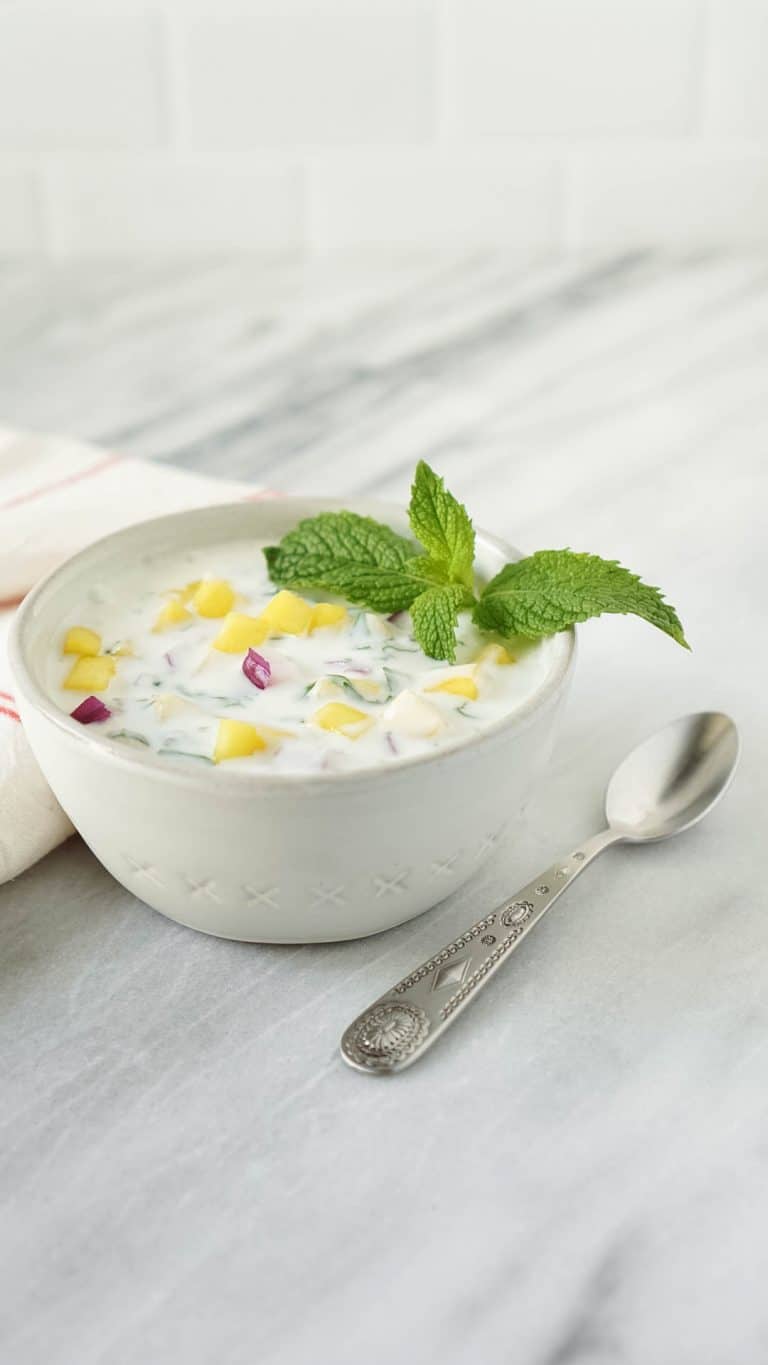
xmin=163 ymin=650 xmax=176 ymax=669
xmin=242 ymin=649 xmax=271 ymax=689
xmin=70 ymin=695 xmax=112 ymax=724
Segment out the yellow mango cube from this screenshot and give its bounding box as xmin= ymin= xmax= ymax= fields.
xmin=193 ymin=579 xmax=236 ymax=619
xmin=311 ymin=702 xmax=373 ymax=739
xmin=153 ymin=599 xmax=193 ymax=632
xmin=425 ymin=675 xmax=478 ymax=700
xmin=62 ymin=626 xmax=101 ymax=657
xmin=309 ymin=602 xmax=348 ymax=632
xmin=63 ymin=655 xmax=116 ymax=692
xmin=175 ymin=580 xmax=201 ymax=605
xmin=213 ymin=718 xmax=268 ymax=762
xmin=211 ymin=611 xmax=269 ymax=653
xmin=259 ymin=589 xmax=313 ymax=636
xmin=474 ymin=642 xmax=515 ymax=667
xmin=259 ymin=724 xmax=295 ymax=743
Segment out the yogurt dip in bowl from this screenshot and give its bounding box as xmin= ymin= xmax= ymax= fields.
xmin=10 ymin=499 xmax=574 ymax=941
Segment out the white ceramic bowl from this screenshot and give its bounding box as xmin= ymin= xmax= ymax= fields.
xmin=10 ymin=499 xmax=575 ymax=942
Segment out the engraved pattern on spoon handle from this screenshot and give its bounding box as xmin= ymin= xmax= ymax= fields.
xmin=340 ymin=829 xmax=617 ymax=1074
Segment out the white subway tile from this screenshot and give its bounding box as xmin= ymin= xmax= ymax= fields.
xmin=0 ymin=167 xmax=45 ymax=250
xmin=309 ymin=151 xmax=563 ymax=250
xmin=0 ymin=12 xmax=165 ymax=148
xmin=446 ymin=0 xmax=701 ymax=137
xmin=44 ymin=157 xmax=305 ymax=255
xmin=569 ymin=147 xmax=768 ymax=248
xmin=178 ymin=8 xmax=436 ymax=147
xmin=704 ymin=1 xmax=768 ymax=135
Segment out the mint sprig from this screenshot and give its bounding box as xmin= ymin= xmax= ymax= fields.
xmin=264 ymin=462 xmax=689 ymax=661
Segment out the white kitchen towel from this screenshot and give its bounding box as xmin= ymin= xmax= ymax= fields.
xmin=0 ymin=427 xmax=269 ymax=884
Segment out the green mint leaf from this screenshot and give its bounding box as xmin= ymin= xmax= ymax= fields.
xmin=474 ymin=550 xmax=689 ymax=648
xmin=264 ymin=511 xmax=425 ymax=613
xmin=407 ymin=556 xmax=478 ymax=593
xmin=406 ymin=554 xmax=453 ymax=586
xmin=262 ymin=545 xmax=280 ymax=577
xmin=410 ymin=585 xmax=469 ymax=663
xmin=408 ymin=461 xmax=476 ymax=591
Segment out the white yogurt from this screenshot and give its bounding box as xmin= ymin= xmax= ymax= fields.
xmin=47 ymin=539 xmax=561 ymax=774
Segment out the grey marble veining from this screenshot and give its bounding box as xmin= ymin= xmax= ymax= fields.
xmin=0 ymin=252 xmax=766 ymax=1365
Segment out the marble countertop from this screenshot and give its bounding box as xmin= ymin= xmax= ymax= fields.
xmin=1 ymin=252 xmax=765 ymax=1365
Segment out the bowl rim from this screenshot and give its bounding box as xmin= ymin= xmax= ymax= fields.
xmin=9 ymin=497 xmax=576 ymax=792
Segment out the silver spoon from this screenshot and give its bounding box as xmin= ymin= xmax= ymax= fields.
xmin=341 ymin=712 xmax=740 ymax=1075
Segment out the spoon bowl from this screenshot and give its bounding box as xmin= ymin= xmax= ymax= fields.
xmin=605 ymin=712 xmax=740 ymax=843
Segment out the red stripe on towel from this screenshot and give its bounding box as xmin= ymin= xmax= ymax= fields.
xmin=0 ymin=453 xmax=122 ymax=512
xmin=0 ymin=704 xmax=20 ymax=722
xmin=0 ymin=690 xmax=15 ymax=702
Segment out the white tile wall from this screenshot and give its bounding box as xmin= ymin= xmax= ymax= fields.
xmin=0 ymin=11 xmax=166 ymax=148
xmin=44 ymin=157 xmax=305 ymax=255
xmin=310 ymin=152 xmax=563 ymax=251
xmin=0 ymin=0 xmax=765 ymax=255
xmin=704 ymin=1 xmax=768 ymax=136
xmin=446 ymin=0 xmax=702 ymax=137
xmin=569 ymin=147 xmax=768 ymax=249
xmin=0 ymin=168 xmax=45 ymax=251
xmin=178 ymin=8 xmax=437 ymax=147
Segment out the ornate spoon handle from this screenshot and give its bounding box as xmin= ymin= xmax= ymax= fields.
xmin=341 ymin=829 xmax=618 ymax=1074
